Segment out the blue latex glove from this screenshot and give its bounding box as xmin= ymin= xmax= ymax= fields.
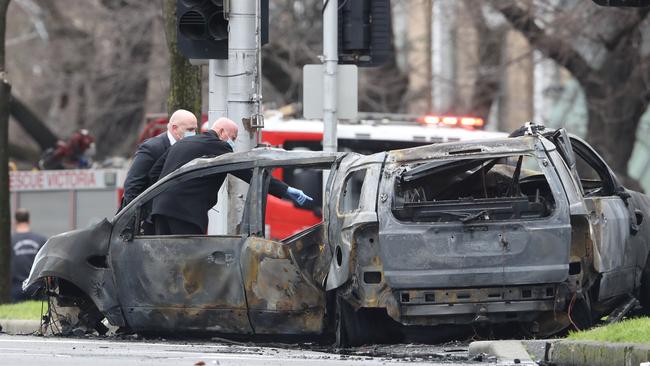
xmin=286 ymin=186 xmax=313 ymax=206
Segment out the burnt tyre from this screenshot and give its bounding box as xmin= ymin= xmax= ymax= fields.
xmin=640 ymin=256 xmax=650 ymax=315
xmin=569 ymin=295 xmax=593 ymax=332
xmin=47 ymin=279 xmax=108 ymax=336
xmin=335 ymin=295 xmax=400 ymax=347
xmin=335 ymin=296 xmax=371 ymax=347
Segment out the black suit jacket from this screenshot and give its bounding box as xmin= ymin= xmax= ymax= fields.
xmin=120 ymin=133 xmax=171 ymax=210
xmin=150 ymin=130 xmax=289 ymax=232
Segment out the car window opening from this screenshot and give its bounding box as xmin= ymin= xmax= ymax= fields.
xmin=133 ymin=167 xmax=253 ymax=237
xmin=392 ymin=154 xmax=556 ymax=223
xmin=266 ymin=166 xmax=327 ymax=241
xmin=339 ymin=169 xmax=366 ymax=214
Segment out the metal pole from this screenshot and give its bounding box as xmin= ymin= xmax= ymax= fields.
xmin=208 ymin=60 xmax=228 ymax=123
xmin=227 ymin=0 xmax=258 ymax=234
xmin=322 ymin=0 xmax=338 ymax=193
xmin=207 ymin=59 xmax=228 ymax=235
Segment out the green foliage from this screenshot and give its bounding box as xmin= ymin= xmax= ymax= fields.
xmin=568 ymin=317 xmax=650 ymax=344
xmin=0 ymin=300 xmax=47 ymax=320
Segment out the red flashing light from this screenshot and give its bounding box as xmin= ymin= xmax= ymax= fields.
xmin=423 ymin=115 xmax=440 ymax=125
xmin=442 ymin=116 xmax=458 ymax=126
xmin=419 ymin=114 xmax=484 ymax=129
xmin=460 ymin=117 xmax=484 ymax=128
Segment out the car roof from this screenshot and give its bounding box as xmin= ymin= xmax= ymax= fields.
xmin=178 ymin=146 xmax=346 ymax=172
xmin=386 ymin=135 xmax=541 ymax=163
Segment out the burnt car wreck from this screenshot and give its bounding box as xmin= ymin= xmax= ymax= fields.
xmin=24 ymin=125 xmax=650 ymax=345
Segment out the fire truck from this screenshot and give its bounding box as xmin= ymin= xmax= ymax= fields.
xmin=258 ymin=111 xmax=507 ymax=239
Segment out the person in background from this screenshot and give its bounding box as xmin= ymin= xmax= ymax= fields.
xmin=10 ymin=208 xmax=47 ymax=302
xmin=119 ymin=109 xmax=198 ymax=211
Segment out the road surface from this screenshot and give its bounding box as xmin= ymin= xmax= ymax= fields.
xmin=0 ymin=334 xmax=494 ymax=366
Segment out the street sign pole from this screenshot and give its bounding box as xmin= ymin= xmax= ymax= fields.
xmin=322 ymin=0 xmax=338 ymax=194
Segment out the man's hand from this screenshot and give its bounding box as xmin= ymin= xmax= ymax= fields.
xmin=286 ymin=187 xmax=313 ymax=206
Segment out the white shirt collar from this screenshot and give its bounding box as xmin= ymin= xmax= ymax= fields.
xmin=166 ymin=130 xmax=177 ymax=146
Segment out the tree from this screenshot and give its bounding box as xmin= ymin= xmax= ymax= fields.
xmin=459 ymin=0 xmax=508 ymax=122
xmin=10 ymin=0 xmax=161 ymax=160
xmin=161 ymin=0 xmax=201 ymax=120
xmin=492 ymin=0 xmax=650 ymax=184
xmin=0 ymin=0 xmax=12 ymax=303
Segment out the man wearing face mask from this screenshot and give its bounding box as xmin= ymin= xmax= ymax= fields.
xmin=119 ymin=109 xmax=198 ymax=211
xmin=149 ymin=117 xmax=311 ymax=235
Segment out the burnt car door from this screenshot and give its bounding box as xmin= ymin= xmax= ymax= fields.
xmin=567 ymin=137 xmax=636 ymax=300
xmin=237 ymin=159 xmax=338 ymax=335
xmin=110 ymin=163 xmax=254 ymax=334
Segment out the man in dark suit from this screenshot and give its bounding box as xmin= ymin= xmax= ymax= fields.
xmin=119 ymin=109 xmax=198 ymax=211
xmin=149 ymin=117 xmax=311 ymax=235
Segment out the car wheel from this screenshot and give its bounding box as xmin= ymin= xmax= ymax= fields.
xmin=47 ymin=279 xmax=108 ymax=336
xmin=335 ymin=295 xmax=370 ymax=347
xmin=569 ymin=295 xmax=593 ymax=331
xmin=639 ymin=258 xmax=650 ymax=314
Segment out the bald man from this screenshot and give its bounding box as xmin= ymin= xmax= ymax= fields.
xmin=148 ymin=117 xmax=311 ymax=235
xmin=120 ymin=109 xmax=198 ymax=211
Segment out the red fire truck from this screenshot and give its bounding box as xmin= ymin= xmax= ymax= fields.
xmin=258 ymin=111 xmax=506 ymax=239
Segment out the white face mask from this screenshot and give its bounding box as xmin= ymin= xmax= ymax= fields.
xmin=226 ymin=139 xmax=235 ymax=150
xmin=183 ymin=130 xmax=196 ymax=138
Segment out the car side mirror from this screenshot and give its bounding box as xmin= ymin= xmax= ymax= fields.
xmin=617 ymin=190 xmax=631 ymax=205
xmin=630 ymin=209 xmax=644 ymax=236
xmin=119 ymin=214 xmax=137 ymax=242
xmin=120 ymin=226 xmax=134 ymax=242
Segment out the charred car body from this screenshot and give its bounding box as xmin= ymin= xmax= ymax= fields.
xmin=24 ymin=126 xmax=650 ymax=345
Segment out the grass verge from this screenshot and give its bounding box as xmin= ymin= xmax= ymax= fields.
xmin=0 ymin=300 xmax=47 ymax=320
xmin=567 ymin=317 xmax=650 ymax=343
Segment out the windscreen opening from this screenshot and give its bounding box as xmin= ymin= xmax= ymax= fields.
xmin=392 ymin=154 xmax=555 ymax=223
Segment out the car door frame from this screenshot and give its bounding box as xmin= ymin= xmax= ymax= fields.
xmin=237 ymin=156 xmax=342 ymax=334
xmin=568 ymin=136 xmax=635 ymax=300
xmin=325 ymin=152 xmax=386 ymax=291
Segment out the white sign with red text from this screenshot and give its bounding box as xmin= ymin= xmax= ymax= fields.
xmin=10 ymin=169 xmax=124 ymax=191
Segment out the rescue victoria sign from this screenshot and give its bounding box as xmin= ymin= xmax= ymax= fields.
xmin=10 ymin=169 xmax=121 ymax=191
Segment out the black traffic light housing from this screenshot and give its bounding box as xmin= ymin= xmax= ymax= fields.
xmin=592 ymin=0 xmax=650 ymax=6
xmin=338 ymin=0 xmax=392 ymax=67
xmin=176 ymin=0 xmax=269 ymax=60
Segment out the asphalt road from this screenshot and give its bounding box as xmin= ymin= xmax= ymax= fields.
xmin=0 ymin=334 xmax=493 ymax=366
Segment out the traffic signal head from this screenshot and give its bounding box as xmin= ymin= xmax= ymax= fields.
xmin=338 ymin=0 xmax=392 ymax=67
xmin=176 ymin=0 xmax=269 ymax=60
xmin=177 ymin=0 xmax=229 ymax=59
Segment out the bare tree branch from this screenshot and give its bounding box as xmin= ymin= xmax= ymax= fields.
xmin=601 ymin=7 xmax=649 ymax=51
xmin=490 ymin=0 xmax=595 ymax=88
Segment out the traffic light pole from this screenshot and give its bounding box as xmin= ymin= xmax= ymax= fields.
xmin=207 ymin=59 xmax=228 ymax=235
xmin=322 ymin=0 xmax=338 ymax=155
xmin=322 ymin=0 xmax=338 ymax=197
xmin=226 ymin=0 xmax=259 ymax=233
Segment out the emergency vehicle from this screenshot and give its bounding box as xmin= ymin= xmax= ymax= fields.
xmin=258 ymin=111 xmax=507 ymax=239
